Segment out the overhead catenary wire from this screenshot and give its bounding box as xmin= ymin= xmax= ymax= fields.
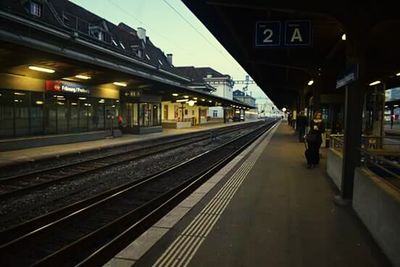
xmin=161 ymin=0 xmax=245 ymax=75
xmin=107 ymin=0 xmax=191 ymax=54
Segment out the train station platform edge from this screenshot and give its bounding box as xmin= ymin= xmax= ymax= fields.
xmin=0 ymin=121 xmax=256 ymax=169
xmin=106 ymin=123 xmax=390 ymax=267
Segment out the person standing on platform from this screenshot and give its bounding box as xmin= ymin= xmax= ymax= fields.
xmin=117 ymin=115 xmax=124 ymax=132
xmin=305 ymin=111 xmax=325 ymax=168
xmin=296 ymin=111 xmax=307 ymax=142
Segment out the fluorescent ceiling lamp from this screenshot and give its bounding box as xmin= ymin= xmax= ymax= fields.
xmin=183 ymin=95 xmax=189 ymax=98
xmin=113 ymin=82 xmax=127 ymax=87
xmin=208 ymin=100 xmax=212 ymax=103
xmin=369 ymin=80 xmax=381 ymax=86
xmin=75 ymin=75 xmax=91 ymax=80
xmin=176 ymin=99 xmax=188 ymax=102
xmin=307 ymin=80 xmax=314 ymax=86
xmin=193 ymin=97 xmax=198 ymax=100
xmin=396 ymin=72 xmax=400 ymax=76
xmin=35 ymin=101 xmax=44 ymax=105
xmin=78 ymin=97 xmax=87 ymax=100
xmin=394 ymin=104 xmax=399 ymax=108
xmin=172 ymin=93 xmax=179 ymax=96
xmin=14 ymin=92 xmax=26 ymax=96
xmin=341 ymin=34 xmax=346 ymax=40
xmin=201 ymin=99 xmax=205 ymax=101
xmin=29 ymin=66 xmax=55 ymax=73
xmin=188 ymin=100 xmax=196 ymax=106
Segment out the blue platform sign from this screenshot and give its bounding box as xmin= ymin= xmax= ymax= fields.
xmin=255 ymin=21 xmax=281 ymax=47
xmin=284 ymin=21 xmax=312 ymax=46
xmin=336 ymin=64 xmax=359 ymax=89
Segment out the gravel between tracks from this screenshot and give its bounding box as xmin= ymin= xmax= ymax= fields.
xmin=0 ymin=129 xmax=252 ymax=231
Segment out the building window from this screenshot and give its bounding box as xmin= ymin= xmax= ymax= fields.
xmin=213 ymin=110 xmax=218 ymax=118
xmin=30 ymin=1 xmax=42 ymax=17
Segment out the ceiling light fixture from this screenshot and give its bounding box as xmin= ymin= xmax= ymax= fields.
xmin=396 ymin=72 xmax=400 ymax=76
xmin=113 ymin=82 xmax=127 ymax=87
xmin=29 ymin=66 xmax=55 ymax=73
xmin=183 ymin=95 xmax=189 ymax=98
xmin=176 ymin=99 xmax=188 ymax=102
xmin=75 ymin=75 xmax=91 ymax=80
xmin=172 ymin=93 xmax=179 ymax=96
xmin=369 ymin=80 xmax=381 ymax=86
xmin=307 ymin=80 xmax=314 ymax=86
xmin=341 ymin=34 xmax=346 ymax=41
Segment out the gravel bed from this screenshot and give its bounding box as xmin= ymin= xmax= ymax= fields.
xmin=0 ymin=127 xmax=256 ymax=231
xmin=0 ymin=132 xmax=208 ymax=179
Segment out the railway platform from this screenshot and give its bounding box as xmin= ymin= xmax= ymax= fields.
xmin=0 ymin=120 xmax=257 ymax=169
xmin=107 ymin=123 xmax=390 ymax=266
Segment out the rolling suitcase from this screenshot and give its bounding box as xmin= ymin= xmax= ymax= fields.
xmin=304 ymin=140 xmax=312 ymax=165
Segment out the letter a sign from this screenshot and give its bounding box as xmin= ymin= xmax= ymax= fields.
xmin=284 ymin=21 xmax=311 ymax=46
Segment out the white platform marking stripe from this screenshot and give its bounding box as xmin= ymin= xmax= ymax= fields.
xmin=153 ymin=124 xmax=279 ymax=267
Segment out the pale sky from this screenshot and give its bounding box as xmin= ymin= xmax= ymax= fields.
xmin=70 ymin=0 xmax=273 ymax=104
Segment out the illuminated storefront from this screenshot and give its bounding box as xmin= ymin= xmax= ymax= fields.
xmin=0 ymin=78 xmax=118 ymax=138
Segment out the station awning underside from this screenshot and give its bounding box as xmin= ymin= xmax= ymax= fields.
xmin=182 ymin=0 xmax=400 ymax=109
xmin=0 ymin=12 xmax=253 ymax=109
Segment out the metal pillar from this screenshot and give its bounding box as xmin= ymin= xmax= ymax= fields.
xmin=339 ymin=36 xmax=366 ymax=200
xmin=223 ymin=107 xmax=227 ymax=123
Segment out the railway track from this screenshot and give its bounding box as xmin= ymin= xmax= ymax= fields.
xmin=0 ymin=120 xmax=277 ymax=267
xmin=0 ymin=121 xmax=263 ymax=200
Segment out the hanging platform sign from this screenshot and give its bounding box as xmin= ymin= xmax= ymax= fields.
xmin=336 ymin=64 xmax=358 ymax=89
xmin=255 ymin=20 xmax=312 ymax=47
xmin=45 ymin=80 xmax=90 ymax=94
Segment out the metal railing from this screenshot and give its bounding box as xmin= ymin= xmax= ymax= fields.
xmin=329 ymin=134 xmax=400 ymax=184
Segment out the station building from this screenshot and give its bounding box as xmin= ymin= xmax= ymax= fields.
xmin=0 ymin=0 xmax=254 ymax=139
xmin=233 ymin=89 xmax=258 ymax=120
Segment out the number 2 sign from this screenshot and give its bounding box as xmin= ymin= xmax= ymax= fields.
xmin=255 ymin=21 xmax=281 ymax=47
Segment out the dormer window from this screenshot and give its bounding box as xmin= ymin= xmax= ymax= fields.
xmin=145 ymin=54 xmax=150 ymax=60
xmin=111 ymin=39 xmax=118 ymax=46
xmin=30 ymin=1 xmax=42 ymax=17
xmin=158 ymin=59 xmax=163 ymax=66
xmin=89 ymin=25 xmax=104 ymax=41
xmin=119 ymin=42 xmax=125 ymax=49
xmin=97 ymin=31 xmax=104 ymax=41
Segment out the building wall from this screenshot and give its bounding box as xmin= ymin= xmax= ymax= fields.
xmin=162 ymin=101 xmax=208 ymax=125
xmin=208 ymin=106 xmax=224 ymax=118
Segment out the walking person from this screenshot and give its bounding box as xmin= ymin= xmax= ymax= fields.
xmin=305 ymin=111 xmax=325 ymax=168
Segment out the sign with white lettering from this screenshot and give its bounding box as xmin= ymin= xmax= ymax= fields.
xmin=255 ymin=21 xmax=281 ymax=47
xmin=45 ymin=80 xmax=90 ymax=94
xmin=336 ymin=65 xmax=358 ymax=89
xmin=284 ymin=21 xmax=312 ymax=46
xmin=255 ymin=20 xmax=312 ymax=47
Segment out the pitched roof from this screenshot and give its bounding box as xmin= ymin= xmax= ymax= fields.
xmin=1 ymin=0 xmax=177 ymax=73
xmin=175 ymin=66 xmax=229 ymax=83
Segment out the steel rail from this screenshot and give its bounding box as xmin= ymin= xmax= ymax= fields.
xmin=0 ymin=122 xmax=261 ymax=200
xmin=0 ymin=120 xmax=277 ymax=266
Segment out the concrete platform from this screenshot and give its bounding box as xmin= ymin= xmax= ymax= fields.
xmin=0 ymin=120 xmax=258 ymax=168
xmin=114 ymin=123 xmax=391 ymax=267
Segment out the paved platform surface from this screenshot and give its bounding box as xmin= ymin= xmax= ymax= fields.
xmin=129 ymin=124 xmax=390 ymax=267
xmin=0 ymin=121 xmax=254 ymax=168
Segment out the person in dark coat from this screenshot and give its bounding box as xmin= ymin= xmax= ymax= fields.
xmin=306 ymin=111 xmax=325 ymax=168
xmin=296 ymin=111 xmax=307 ymax=142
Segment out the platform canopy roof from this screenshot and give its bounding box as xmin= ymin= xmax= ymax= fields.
xmin=182 ymin=0 xmax=400 ymax=109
